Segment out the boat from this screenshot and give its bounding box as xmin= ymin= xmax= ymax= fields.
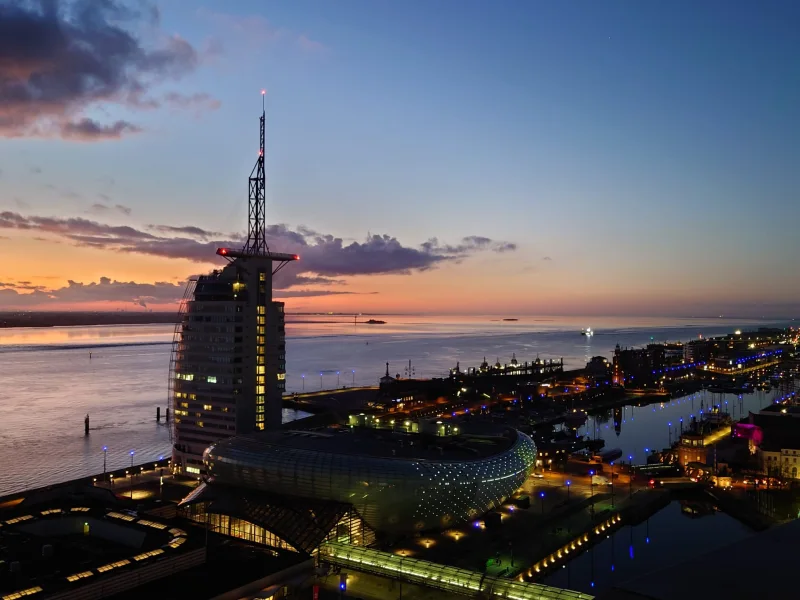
xmin=503 ymin=318 xmax=519 ymax=321
xmin=581 ymin=328 xmax=594 ymax=337
xmin=365 ymin=319 xmax=386 ymax=325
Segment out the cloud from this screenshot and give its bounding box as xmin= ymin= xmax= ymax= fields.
xmin=0 ymin=277 xmax=185 ymax=309
xmin=0 ymin=276 xmax=370 ymax=309
xmin=61 ymin=119 xmax=142 ymax=141
xmin=147 ymin=224 xmax=222 ymax=239
xmin=0 ymin=0 xmax=214 ymax=140
xmin=115 ymin=204 xmax=132 ymax=216
xmin=543 ymin=256 xmax=552 ymax=261
xmin=0 ymin=212 xmax=517 ymax=293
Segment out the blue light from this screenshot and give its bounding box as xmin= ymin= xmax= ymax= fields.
xmin=629 ymin=545 xmax=634 ymax=559
xmin=591 ymin=582 xmax=595 ymax=588
xmin=540 ymin=491 xmax=545 ymax=498
xmin=159 ymin=456 xmax=164 ymax=460
xmin=129 ymin=450 xmax=135 ymax=456
xmin=102 ymin=446 xmax=108 ymax=452
xmin=646 ymin=536 xmax=650 ymax=544
xmin=566 ymin=480 xmax=571 ymax=486
xmin=340 ymin=583 xmax=346 ymax=591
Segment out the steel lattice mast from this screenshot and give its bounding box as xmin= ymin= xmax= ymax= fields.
xmin=216 ymin=92 xmax=298 ymax=273
xmin=244 ymin=91 xmax=269 ymax=255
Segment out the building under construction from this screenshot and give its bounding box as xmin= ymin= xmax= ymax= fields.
xmin=171 ymin=97 xmax=298 ymax=476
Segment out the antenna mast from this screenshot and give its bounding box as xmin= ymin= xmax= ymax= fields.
xmin=244 ymin=90 xmax=269 ymax=255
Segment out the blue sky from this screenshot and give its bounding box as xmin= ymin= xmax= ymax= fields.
xmin=0 ymin=0 xmax=798 ymax=316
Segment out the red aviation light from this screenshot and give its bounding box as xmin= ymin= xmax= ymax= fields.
xmin=217 ymin=248 xmax=229 ymax=256
xmin=293 ymin=254 xmax=300 ymax=260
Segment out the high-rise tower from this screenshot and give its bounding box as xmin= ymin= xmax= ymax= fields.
xmin=171 ymin=96 xmax=298 ymax=476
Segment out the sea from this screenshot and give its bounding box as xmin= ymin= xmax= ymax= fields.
xmin=0 ymin=314 xmax=785 ymax=497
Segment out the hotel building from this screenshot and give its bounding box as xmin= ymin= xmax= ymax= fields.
xmin=171 ymin=102 xmax=297 ymax=476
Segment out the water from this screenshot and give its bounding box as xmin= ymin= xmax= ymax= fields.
xmin=543 ymin=501 xmax=754 ymax=595
xmin=0 ymin=315 xmax=780 ymax=496
xmin=580 ymin=388 xmax=782 ymax=464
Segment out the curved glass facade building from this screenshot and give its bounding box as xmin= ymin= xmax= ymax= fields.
xmin=203 ymin=427 xmax=536 ymax=534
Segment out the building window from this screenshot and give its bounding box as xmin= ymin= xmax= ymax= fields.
xmin=207 ymin=376 xmax=217 ymax=384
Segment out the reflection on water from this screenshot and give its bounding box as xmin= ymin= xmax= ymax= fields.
xmin=0 ymin=315 xmax=781 ymax=497
xmin=543 ymin=501 xmax=753 ymax=594
xmin=577 ymin=389 xmax=779 ymax=465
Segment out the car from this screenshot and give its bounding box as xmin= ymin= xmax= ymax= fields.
xmin=532 ymin=472 xmax=545 ymax=478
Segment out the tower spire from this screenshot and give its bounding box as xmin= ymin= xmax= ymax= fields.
xmin=244 ymin=91 xmax=269 ymax=255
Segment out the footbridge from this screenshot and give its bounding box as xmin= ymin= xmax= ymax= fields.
xmin=319 ymin=542 xmax=593 ymax=600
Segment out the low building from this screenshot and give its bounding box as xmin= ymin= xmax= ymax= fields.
xmin=180 ymin=424 xmax=536 ymax=551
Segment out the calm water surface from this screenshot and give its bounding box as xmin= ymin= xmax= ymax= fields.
xmin=544 ymin=501 xmax=754 ymax=595
xmin=0 ymin=315 xmax=779 ymax=496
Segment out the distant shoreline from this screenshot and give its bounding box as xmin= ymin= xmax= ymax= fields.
xmin=0 ymin=312 xmax=181 ymax=329
xmin=0 ymin=312 xmax=392 ymax=329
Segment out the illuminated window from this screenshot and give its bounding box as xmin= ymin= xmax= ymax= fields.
xmin=257 ymin=366 xmax=265 ymax=375
xmin=256 ymin=385 xmax=265 ymax=394
xmin=203 ymin=404 xmax=212 ymax=411
xmin=132 ymin=549 xmax=165 ymax=561
xmin=207 ymin=376 xmax=217 ymax=384
xmin=257 ymin=317 xmax=265 ymax=325
xmin=277 ymin=373 xmax=286 ymax=380
xmin=257 ymin=326 xmax=265 ymax=335
xmin=197 ymin=421 xmax=204 ymax=427
xmin=186 ymin=466 xmax=201 ymax=475
xmin=257 ymin=306 xmax=265 ymax=315
xmin=257 ymin=336 xmax=265 ymax=345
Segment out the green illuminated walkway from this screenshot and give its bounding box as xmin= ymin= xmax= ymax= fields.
xmin=319 ymin=542 xmax=593 ymax=600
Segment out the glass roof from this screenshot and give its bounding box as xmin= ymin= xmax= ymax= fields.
xmin=320 ymin=542 xmax=593 ymax=600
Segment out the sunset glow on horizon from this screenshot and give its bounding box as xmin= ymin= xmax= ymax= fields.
xmin=1 ymin=1 xmax=798 ymax=318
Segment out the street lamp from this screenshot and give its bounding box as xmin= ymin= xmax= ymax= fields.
xmin=589 ymin=470 xmax=595 ymax=519
xmin=566 ymin=480 xmax=571 ymax=502
xmin=539 ymin=491 xmax=545 ymax=515
xmin=320 ymin=372 xmax=323 ymax=390
xmin=102 ymin=446 xmax=108 ymax=480
xmin=301 ymin=374 xmax=305 ymax=391
xmin=129 ymin=450 xmax=135 ymax=499
xmin=337 ymin=371 xmax=340 ymax=387
xmin=668 ymin=422 xmax=672 ymax=446
xmin=352 ymin=369 xmax=355 ymax=386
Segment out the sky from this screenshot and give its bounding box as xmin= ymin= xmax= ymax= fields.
xmin=0 ymin=0 xmax=798 ymax=317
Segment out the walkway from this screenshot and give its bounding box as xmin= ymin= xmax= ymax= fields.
xmin=319 ymin=542 xmax=593 ymax=600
